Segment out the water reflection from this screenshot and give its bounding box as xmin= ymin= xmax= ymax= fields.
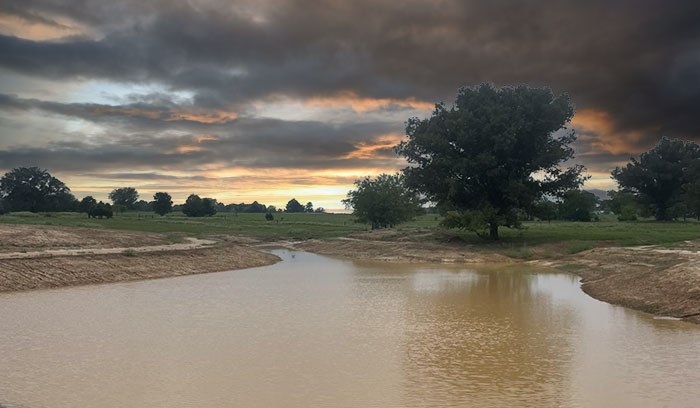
xmin=0 ymin=250 xmax=698 ymax=408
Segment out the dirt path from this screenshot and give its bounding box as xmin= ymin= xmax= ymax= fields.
xmin=0 ymin=237 xmax=217 ymax=259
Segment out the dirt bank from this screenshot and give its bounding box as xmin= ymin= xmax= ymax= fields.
xmin=542 ymin=243 xmax=700 ymax=324
xmin=0 ymin=224 xmax=177 ymax=253
xmin=0 ymin=245 xmax=280 ymax=292
xmin=295 ymin=236 xmax=512 ymax=264
xmin=0 ymin=225 xmax=279 ymax=292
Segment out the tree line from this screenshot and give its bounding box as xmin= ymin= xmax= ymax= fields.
xmin=0 ymin=168 xmax=324 ymax=218
xmin=342 ymin=83 xmax=700 ymax=238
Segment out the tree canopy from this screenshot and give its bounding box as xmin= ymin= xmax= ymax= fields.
xmin=285 ymin=198 xmax=305 ymax=213
xmin=612 ymin=137 xmax=700 ymax=220
xmin=343 ymin=173 xmax=422 ymax=229
xmin=152 ymin=192 xmax=173 ymax=216
xmin=0 ymin=167 xmax=77 ymax=212
xmin=557 ymin=190 xmax=599 ymax=222
xmin=182 ymin=194 xmax=217 ymax=217
xmin=396 ymin=83 xmax=585 ymax=239
xmin=108 ymin=187 xmax=139 ymax=209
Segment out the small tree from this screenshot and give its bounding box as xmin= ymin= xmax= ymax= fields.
xmin=600 ymin=190 xmax=638 ymax=215
xmin=531 ymin=199 xmax=557 ymax=222
xmin=183 ymin=194 xmax=203 ymax=217
xmin=396 ymin=83 xmax=585 ymax=239
xmin=618 ymin=205 xmax=638 ymax=221
xmin=305 ymin=202 xmax=314 ymax=213
xmin=88 ymin=201 xmax=113 ymax=219
xmin=182 ymin=194 xmax=217 ymax=217
xmin=557 ymin=190 xmax=598 ymax=222
xmin=265 ymin=212 xmax=274 ymax=221
xmin=343 ymin=173 xmax=422 ymax=229
xmin=152 ymin=192 xmax=173 ymax=216
xmin=201 ymin=198 xmax=218 ymax=216
xmin=79 ymin=196 xmax=97 ymax=214
xmin=109 ymin=187 xmax=139 ymax=210
xmin=315 ymin=207 xmax=326 ymax=213
xmin=286 ymin=198 xmax=305 ymax=213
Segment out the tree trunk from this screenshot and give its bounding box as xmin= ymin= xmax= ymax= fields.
xmin=489 ymin=223 xmax=499 ymax=240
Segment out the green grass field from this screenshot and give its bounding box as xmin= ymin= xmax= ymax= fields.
xmin=2 ymin=212 xmax=700 ymax=255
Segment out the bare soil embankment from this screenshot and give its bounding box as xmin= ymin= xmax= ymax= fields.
xmin=0 ymin=225 xmax=279 ymax=292
xmin=295 ymin=231 xmax=512 ymax=264
xmin=542 ymin=243 xmax=700 ymax=324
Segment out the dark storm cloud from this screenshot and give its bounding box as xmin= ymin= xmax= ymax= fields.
xmin=0 ymin=93 xmax=403 ymax=172
xmin=2 ymin=0 xmax=700 ymax=175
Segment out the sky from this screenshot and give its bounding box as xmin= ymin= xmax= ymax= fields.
xmin=1 ymin=0 xmax=699 ymax=210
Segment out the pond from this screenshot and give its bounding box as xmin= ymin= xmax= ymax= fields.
xmin=0 ymin=249 xmax=698 ymax=407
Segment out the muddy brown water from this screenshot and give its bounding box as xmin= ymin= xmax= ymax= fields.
xmin=1 ymin=249 xmax=699 ymax=408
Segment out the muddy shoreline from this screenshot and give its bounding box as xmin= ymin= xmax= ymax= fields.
xmin=1 ymin=224 xmax=698 ymax=324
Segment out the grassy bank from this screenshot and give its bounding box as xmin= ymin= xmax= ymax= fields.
xmin=1 ymin=212 xmax=700 ymax=256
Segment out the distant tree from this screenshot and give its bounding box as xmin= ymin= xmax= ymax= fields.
xmin=88 ymin=201 xmax=113 ymax=218
xmin=305 ymin=202 xmax=314 ymax=213
xmin=133 ymin=200 xmax=152 ymax=212
xmin=202 ymin=198 xmax=218 ymax=216
xmin=314 ymin=207 xmax=326 ymax=213
xmin=245 ymin=201 xmax=267 ymax=213
xmin=108 ymin=187 xmax=139 ymax=210
xmin=618 ymin=205 xmax=638 ymax=221
xmin=152 ymin=192 xmax=173 ymax=216
xmin=182 ymin=194 xmax=217 ymax=217
xmin=612 ymin=137 xmax=700 ymax=220
xmin=0 ymin=167 xmax=77 ymax=212
xmin=396 ymin=83 xmax=585 ymax=239
xmin=182 ymin=194 xmax=203 ymax=217
xmin=558 ymin=190 xmax=598 ymax=222
xmin=79 ymin=196 xmax=97 ymax=213
xmin=267 ymin=205 xmax=277 ymax=213
xmin=112 ymin=204 xmax=127 ymax=215
xmin=265 ymin=212 xmax=274 ymax=221
xmin=600 ymin=190 xmax=638 ymax=215
xmin=286 ymin=198 xmax=305 ymax=213
xmin=343 ymin=173 xmax=422 ymax=229
xmin=531 ymin=199 xmax=557 ymax=222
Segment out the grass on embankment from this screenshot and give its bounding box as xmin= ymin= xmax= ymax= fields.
xmin=1 ymin=212 xmax=700 ymax=258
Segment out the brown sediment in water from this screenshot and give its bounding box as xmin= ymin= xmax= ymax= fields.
xmin=296 ymin=232 xmax=700 ymax=324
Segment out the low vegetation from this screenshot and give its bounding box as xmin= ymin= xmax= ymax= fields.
xmin=2 ymin=211 xmax=700 ymax=257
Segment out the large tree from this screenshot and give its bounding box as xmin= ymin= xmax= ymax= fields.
xmin=0 ymin=167 xmax=77 ymax=212
xmin=108 ymin=187 xmax=139 ymax=209
xmin=612 ymin=137 xmax=700 ymax=220
xmin=343 ymin=173 xmax=422 ymax=229
xmin=151 ymin=192 xmax=173 ymax=216
xmin=396 ymin=83 xmax=585 ymax=239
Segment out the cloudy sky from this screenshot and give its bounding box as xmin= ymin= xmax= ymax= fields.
xmin=1 ymin=0 xmax=699 ymax=209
